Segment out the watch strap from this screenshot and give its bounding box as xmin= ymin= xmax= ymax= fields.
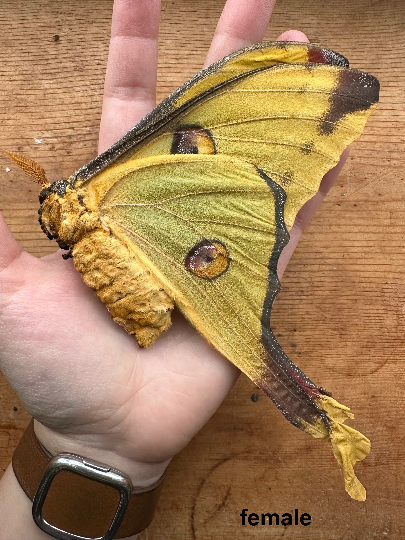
xmin=12 ymin=419 xmax=165 ymax=538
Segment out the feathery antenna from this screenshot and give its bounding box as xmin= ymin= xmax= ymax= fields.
xmin=3 ymin=150 xmax=50 ymax=188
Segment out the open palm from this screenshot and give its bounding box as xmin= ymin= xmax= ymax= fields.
xmin=0 ymin=0 xmax=347 ymax=486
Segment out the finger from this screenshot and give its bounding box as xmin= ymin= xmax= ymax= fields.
xmin=277 ymin=147 xmax=351 ymax=279
xmin=204 ymin=0 xmax=277 ymax=67
xmin=98 ymin=0 xmax=161 ymax=154
xmin=0 ymin=212 xmax=23 ymax=271
xmin=277 ymin=29 xmax=309 ymax=43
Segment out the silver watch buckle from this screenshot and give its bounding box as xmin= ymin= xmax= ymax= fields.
xmin=32 ymin=453 xmax=133 ymax=540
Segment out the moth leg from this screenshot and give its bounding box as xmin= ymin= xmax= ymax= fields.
xmin=72 ymin=229 xmax=174 ymax=347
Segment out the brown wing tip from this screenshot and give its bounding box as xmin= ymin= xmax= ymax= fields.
xmin=320 ymin=69 xmax=380 ymax=135
xmin=345 ymin=69 xmax=380 ymax=103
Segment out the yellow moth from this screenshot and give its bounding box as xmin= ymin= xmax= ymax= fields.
xmin=7 ymin=42 xmax=379 ymax=501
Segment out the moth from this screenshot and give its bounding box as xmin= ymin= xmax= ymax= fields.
xmin=7 ymin=42 xmax=379 ymax=500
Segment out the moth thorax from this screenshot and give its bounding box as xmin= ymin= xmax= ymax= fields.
xmin=39 ymin=183 xmax=96 ymax=249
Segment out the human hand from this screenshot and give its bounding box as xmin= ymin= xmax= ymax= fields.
xmin=0 ymin=0 xmax=349 ymax=494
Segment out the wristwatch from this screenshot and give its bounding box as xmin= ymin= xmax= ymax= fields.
xmin=12 ymin=419 xmax=166 ymax=540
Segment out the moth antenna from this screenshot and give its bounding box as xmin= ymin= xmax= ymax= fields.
xmin=2 ymin=150 xmax=50 ymax=188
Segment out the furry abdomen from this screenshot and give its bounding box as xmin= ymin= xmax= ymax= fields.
xmin=72 ymin=228 xmax=174 ymax=347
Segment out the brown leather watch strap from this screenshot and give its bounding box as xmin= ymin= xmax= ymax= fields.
xmin=12 ymin=420 xmax=166 ymax=538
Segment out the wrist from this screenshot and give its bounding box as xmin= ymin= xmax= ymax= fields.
xmin=11 ymin=420 xmax=168 ymax=539
xmin=33 ymin=420 xmax=170 ymax=489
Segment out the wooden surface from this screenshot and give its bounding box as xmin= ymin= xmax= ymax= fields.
xmin=0 ymin=0 xmax=404 ymax=538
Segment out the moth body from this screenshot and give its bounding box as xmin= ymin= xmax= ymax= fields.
xmin=39 ymin=180 xmax=174 ymax=347
xmin=72 ymin=228 xmax=174 ymax=347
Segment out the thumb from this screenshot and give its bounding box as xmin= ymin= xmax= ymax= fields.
xmin=0 ymin=211 xmax=23 ymax=271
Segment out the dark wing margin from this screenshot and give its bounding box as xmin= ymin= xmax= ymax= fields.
xmin=69 ymin=42 xmax=350 ymax=186
xmin=320 ymin=69 xmax=380 ymax=134
xmin=256 ymin=168 xmax=330 ymax=433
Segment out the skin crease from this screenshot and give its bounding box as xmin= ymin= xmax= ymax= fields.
xmin=0 ymin=0 xmax=349 ymax=537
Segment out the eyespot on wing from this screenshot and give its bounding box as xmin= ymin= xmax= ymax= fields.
xmin=185 ymin=239 xmax=229 ymax=280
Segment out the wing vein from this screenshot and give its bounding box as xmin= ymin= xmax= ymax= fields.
xmin=206 ymin=115 xmax=362 ymax=133
xmin=230 ymin=87 xmax=376 ymax=106
xmin=213 ymin=136 xmax=336 ymax=161
xmin=104 ymin=187 xmax=268 ymax=208
xmin=108 ymin=204 xmax=275 ymax=234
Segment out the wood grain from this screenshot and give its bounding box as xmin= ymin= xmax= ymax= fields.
xmin=0 ymin=0 xmax=404 ymax=538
